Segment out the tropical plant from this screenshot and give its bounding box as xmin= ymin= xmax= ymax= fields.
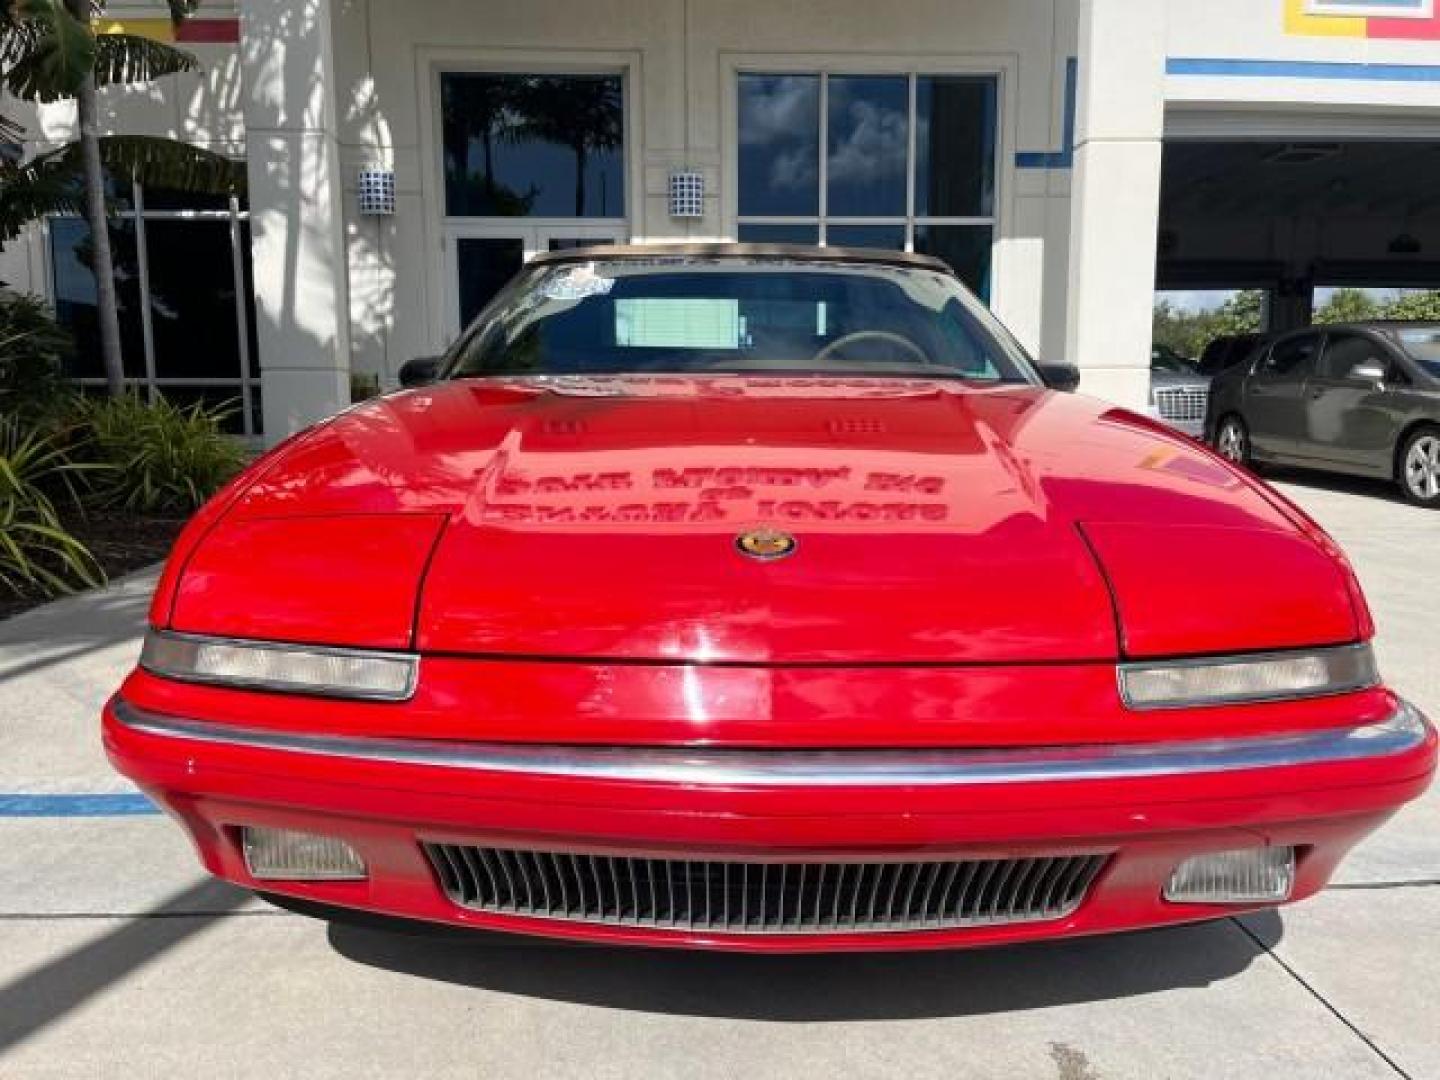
xmin=0 ymin=287 xmax=75 ymax=420
xmin=1153 ymin=291 xmax=1265 ymax=360
xmin=1313 ymin=288 xmax=1381 ymax=325
xmin=75 ymin=392 xmax=246 ymax=513
xmin=0 ymin=0 xmax=246 ymax=395
xmin=0 ymin=414 xmax=102 ymax=596
xmin=1382 ymin=290 xmax=1440 ymax=322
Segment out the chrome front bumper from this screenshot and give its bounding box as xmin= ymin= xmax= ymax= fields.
xmin=112 ymin=697 xmax=1431 ymax=788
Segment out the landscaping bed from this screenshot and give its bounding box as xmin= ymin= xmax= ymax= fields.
xmin=0 ymin=511 xmax=187 ymax=621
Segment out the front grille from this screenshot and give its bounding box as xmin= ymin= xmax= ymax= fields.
xmin=1154 ymin=385 xmax=1209 ymax=423
xmin=423 ymin=844 xmax=1106 ymax=934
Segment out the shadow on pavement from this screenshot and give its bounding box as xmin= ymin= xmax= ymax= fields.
xmin=327 ymin=909 xmax=1284 ymax=1022
xmin=0 ymin=878 xmax=250 ymax=1053
xmin=1262 ymin=466 xmax=1406 ymax=506
xmin=0 ymin=568 xmax=156 ymax=683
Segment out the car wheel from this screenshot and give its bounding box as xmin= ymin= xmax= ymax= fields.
xmin=1398 ymin=427 xmax=1440 ymax=507
xmin=1215 ymin=415 xmax=1250 ymax=467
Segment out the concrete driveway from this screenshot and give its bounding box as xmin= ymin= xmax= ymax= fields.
xmin=1 ymin=473 xmax=1436 ymax=1080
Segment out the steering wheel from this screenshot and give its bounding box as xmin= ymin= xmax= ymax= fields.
xmin=809 ymin=330 xmax=931 ymax=369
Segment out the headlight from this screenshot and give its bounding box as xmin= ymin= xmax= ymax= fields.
xmin=140 ymin=630 xmax=417 ymax=701
xmin=1118 ymin=644 xmax=1378 ymax=710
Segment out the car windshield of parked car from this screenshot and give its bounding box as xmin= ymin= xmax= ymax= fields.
xmin=445 ymin=257 xmax=1038 ymax=383
xmin=1396 ymin=327 xmax=1440 ymax=377
xmin=1151 ymin=347 xmax=1198 ymax=374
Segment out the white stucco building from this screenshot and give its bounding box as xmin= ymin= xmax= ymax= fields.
xmin=4 ymin=0 xmax=1440 ymax=442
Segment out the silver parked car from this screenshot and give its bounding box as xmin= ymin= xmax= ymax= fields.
xmin=1149 ymin=345 xmax=1211 ymax=438
xmin=1206 ymin=322 xmax=1440 ymax=507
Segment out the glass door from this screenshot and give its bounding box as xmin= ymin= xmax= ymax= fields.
xmin=445 ymin=226 xmax=526 ymax=337
xmin=444 ymin=224 xmax=623 ymax=337
xmin=536 ymin=225 xmax=622 ymax=255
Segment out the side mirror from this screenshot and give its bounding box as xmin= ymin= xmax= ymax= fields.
xmin=1348 ymin=361 xmax=1387 ymax=388
xmin=399 ymin=355 xmax=442 ymax=388
xmin=1037 ymin=362 xmax=1081 ymax=393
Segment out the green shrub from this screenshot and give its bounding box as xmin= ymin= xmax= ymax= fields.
xmin=0 ymin=416 xmax=103 ymax=597
xmin=76 ymin=393 xmax=248 ymax=514
xmin=0 ymin=290 xmax=76 ymax=423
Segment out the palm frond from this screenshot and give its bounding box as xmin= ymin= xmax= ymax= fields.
xmin=0 ymin=0 xmax=93 ymax=102
xmin=95 ymin=134 xmax=244 ymax=193
xmin=0 ymin=9 xmax=46 ymax=64
xmin=0 ymin=108 xmax=23 ymax=142
xmin=0 ymin=150 xmax=82 ymax=241
xmin=91 ymin=32 xmax=196 ymax=87
xmin=0 ymin=136 xmax=244 ymax=241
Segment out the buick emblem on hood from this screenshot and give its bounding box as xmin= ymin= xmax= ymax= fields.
xmin=736 ymin=528 xmax=797 ymax=561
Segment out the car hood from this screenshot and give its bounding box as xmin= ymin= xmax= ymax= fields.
xmin=165 ymin=376 xmax=1360 ymax=663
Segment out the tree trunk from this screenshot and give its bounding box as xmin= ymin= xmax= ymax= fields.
xmin=574 ymin=145 xmax=587 ymax=217
xmin=68 ymin=6 xmax=125 ymax=396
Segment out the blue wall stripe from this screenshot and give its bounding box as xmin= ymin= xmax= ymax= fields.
xmin=1016 ymin=57 xmax=1078 ymax=170
xmin=0 ymin=793 xmax=160 ymax=817
xmin=1168 ymin=57 xmax=1440 ymax=83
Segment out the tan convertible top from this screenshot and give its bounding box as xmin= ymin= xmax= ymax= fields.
xmin=527 ymin=242 xmax=954 ymax=275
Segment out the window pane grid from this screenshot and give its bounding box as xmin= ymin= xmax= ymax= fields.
xmin=737 ymin=69 xmax=998 ymax=297
xmin=47 ymin=178 xmax=257 ymax=435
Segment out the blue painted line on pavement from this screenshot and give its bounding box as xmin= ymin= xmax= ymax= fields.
xmin=0 ymin=793 xmax=160 ymax=817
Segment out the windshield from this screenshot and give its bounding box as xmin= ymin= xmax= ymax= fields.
xmin=1151 ymin=346 xmax=1197 ymax=374
xmin=1396 ymin=327 xmax=1440 ymax=377
xmin=444 ymin=257 xmax=1038 ymax=383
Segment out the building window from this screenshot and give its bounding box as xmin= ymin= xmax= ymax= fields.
xmin=441 ymin=72 xmax=625 ymax=219
xmin=48 ymin=180 xmax=259 ymax=435
xmin=437 ymin=71 xmax=628 ymax=335
xmin=737 ymin=72 xmax=998 ymax=300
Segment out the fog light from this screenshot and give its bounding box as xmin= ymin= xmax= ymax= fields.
xmin=1164 ymin=847 xmax=1295 ymax=904
xmin=241 ymin=826 xmax=366 ymax=881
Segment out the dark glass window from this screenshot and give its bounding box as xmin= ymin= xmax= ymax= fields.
xmin=826 ymin=75 xmax=908 ymax=217
xmin=142 ymin=186 xmax=236 ymax=212
xmin=824 ymin=224 xmax=906 ymax=251
xmin=441 ymin=73 xmax=625 ymax=218
xmin=1263 ymin=334 xmax=1321 ymax=377
xmin=1318 ymin=332 xmax=1387 ymax=381
xmin=240 ymin=223 xmax=260 ymax=380
xmin=548 ymin=237 xmax=616 ymax=252
xmin=914 ymin=224 xmax=993 ymax=301
xmin=738 ymin=74 xmax=820 ymax=217
xmin=915 ymin=76 xmax=996 ymax=218
xmin=736 ymin=72 xmax=998 ymax=299
xmin=48 ymin=178 xmax=259 ymax=434
xmin=146 ymin=220 xmax=243 ymax=380
xmin=737 ymin=222 xmax=820 ymax=245
xmin=1397 ymin=327 xmax=1440 ymax=377
xmin=48 ymin=218 xmax=147 ymax=378
xmin=457 ymin=236 xmax=526 ymax=328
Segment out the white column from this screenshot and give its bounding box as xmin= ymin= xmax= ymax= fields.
xmin=1063 ymin=0 xmax=1166 ymax=410
xmin=239 ymin=0 xmax=351 ymax=442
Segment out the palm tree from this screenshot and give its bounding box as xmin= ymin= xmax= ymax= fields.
xmin=511 ymin=76 xmax=622 ymax=217
xmin=442 ymin=76 xmax=513 ymax=196
xmin=1 ymin=0 xmax=244 ymax=396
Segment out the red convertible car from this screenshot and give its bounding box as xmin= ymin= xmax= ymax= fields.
xmin=105 ymin=245 xmax=1434 ymax=952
